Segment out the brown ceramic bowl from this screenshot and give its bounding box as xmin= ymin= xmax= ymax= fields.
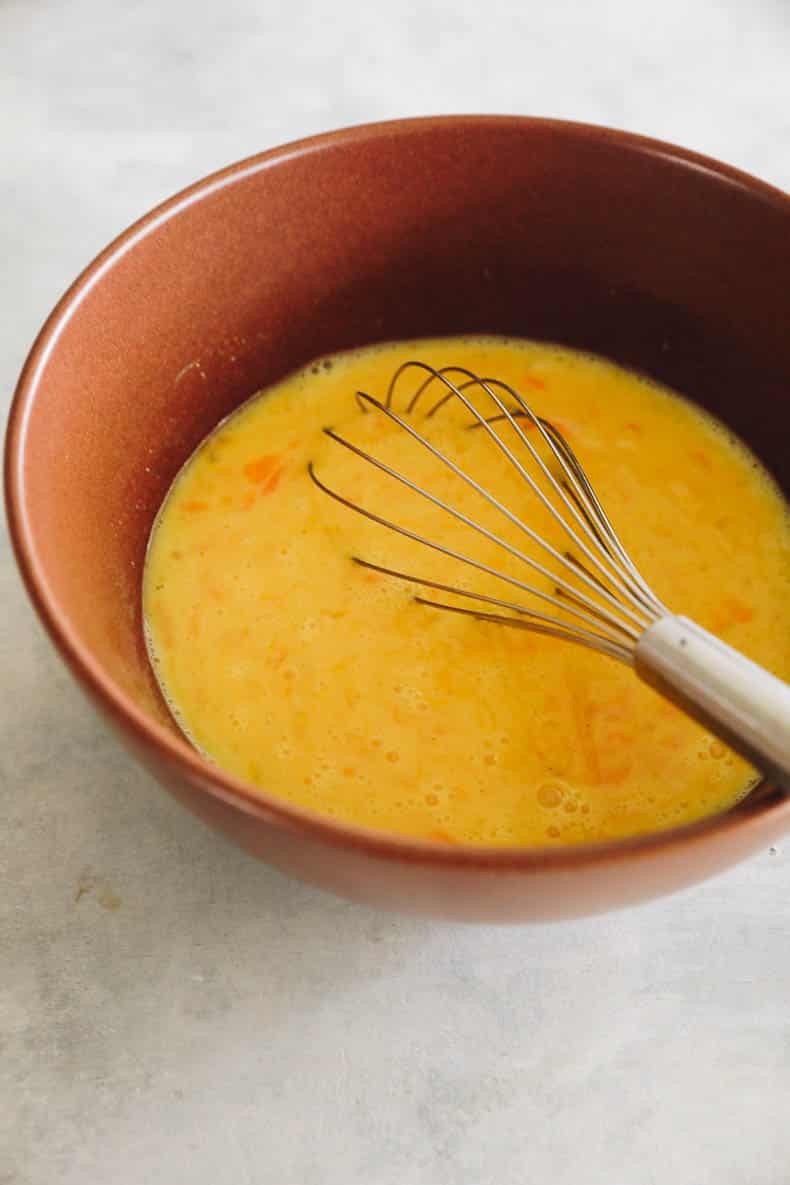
xmin=6 ymin=116 xmax=790 ymax=921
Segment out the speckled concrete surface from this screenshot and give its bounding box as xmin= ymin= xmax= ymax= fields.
xmin=2 ymin=2 xmax=790 ymax=1182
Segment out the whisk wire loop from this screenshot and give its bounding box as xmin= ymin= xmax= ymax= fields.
xmin=403 ymin=363 xmax=665 ymax=620
xmin=324 ymin=394 xmax=642 ymax=641
xmin=310 ymin=361 xmax=666 ymax=659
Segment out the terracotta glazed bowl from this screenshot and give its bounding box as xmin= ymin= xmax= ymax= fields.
xmin=6 ymin=116 xmax=790 ymax=921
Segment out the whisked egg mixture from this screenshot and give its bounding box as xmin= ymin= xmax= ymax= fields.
xmin=143 ymin=338 xmax=790 ymax=845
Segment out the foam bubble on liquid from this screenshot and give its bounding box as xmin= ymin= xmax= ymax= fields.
xmin=537 ymin=781 xmax=565 ymax=808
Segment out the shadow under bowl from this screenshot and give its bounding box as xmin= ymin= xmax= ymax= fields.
xmin=6 ymin=115 xmax=790 ymax=921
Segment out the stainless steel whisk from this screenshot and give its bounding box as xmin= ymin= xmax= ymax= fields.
xmin=309 ymin=362 xmax=790 ymax=792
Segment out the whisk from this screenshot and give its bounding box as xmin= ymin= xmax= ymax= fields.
xmin=309 ymin=362 xmax=790 ymax=793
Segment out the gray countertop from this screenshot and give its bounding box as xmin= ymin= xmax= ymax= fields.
xmin=2 ymin=2 xmax=789 ymax=1182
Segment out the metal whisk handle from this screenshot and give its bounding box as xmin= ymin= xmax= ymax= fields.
xmin=636 ymin=616 xmax=790 ymax=793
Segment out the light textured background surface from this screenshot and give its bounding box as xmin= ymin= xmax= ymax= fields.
xmin=2 ymin=2 xmax=789 ymax=1182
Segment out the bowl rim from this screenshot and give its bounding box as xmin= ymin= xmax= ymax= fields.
xmin=6 ymin=112 xmax=790 ymax=871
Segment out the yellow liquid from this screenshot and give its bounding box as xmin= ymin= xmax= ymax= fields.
xmin=143 ymin=338 xmax=790 ymax=846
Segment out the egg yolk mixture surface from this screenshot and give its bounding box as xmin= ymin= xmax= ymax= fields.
xmin=144 ymin=338 xmax=790 ymax=846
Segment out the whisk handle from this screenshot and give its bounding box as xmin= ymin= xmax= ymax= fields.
xmin=635 ymin=615 xmax=790 ymax=794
